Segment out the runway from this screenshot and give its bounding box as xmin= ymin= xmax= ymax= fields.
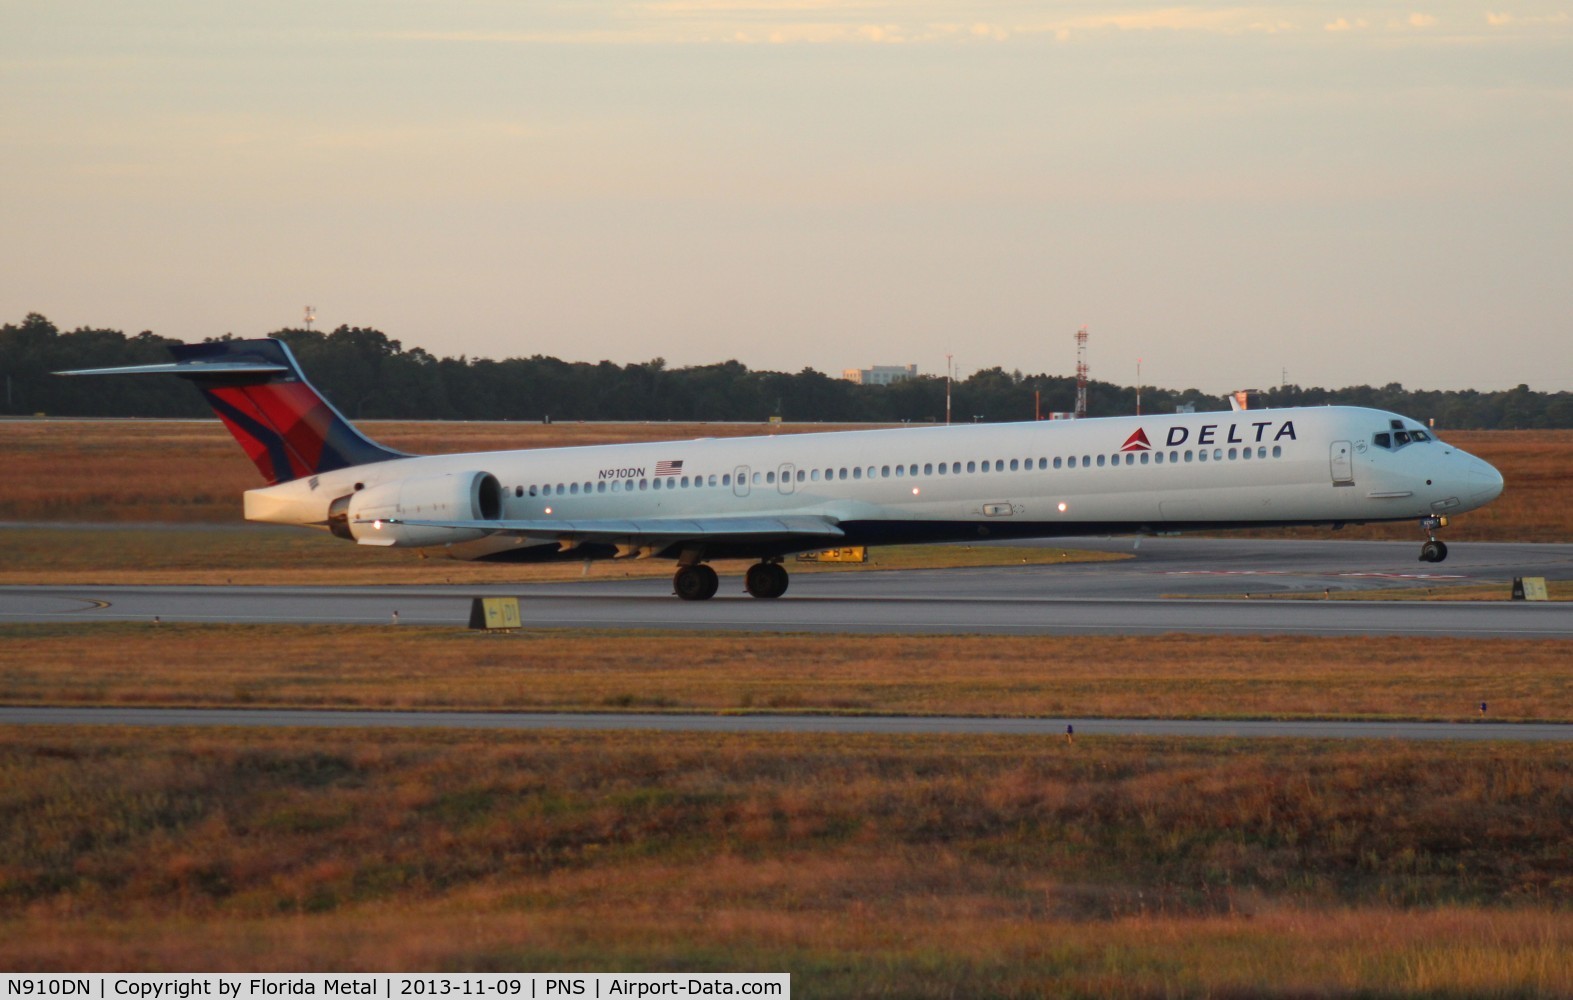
xmin=2 ymin=538 xmax=1569 ymax=638
xmin=5 ymin=706 xmax=1569 ymax=742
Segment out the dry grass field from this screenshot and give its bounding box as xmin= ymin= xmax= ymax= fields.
xmin=3 ymin=418 xmax=1569 ymax=992
xmin=1 ymin=420 xmax=1567 ymax=540
xmin=2 ymin=727 xmax=1570 ymax=995
xmin=2 ymin=625 xmax=1570 ymax=722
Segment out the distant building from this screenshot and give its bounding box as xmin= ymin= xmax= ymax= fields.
xmin=843 ymin=364 xmax=918 ymax=386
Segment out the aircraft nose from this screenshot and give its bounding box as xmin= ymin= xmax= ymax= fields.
xmin=1465 ymin=457 xmax=1504 ymax=507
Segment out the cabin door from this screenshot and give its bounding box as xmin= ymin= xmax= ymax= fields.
xmin=778 ymin=463 xmax=796 ymax=495
xmin=733 ymin=465 xmax=751 ymax=497
xmin=1330 ymin=441 xmax=1354 ymax=486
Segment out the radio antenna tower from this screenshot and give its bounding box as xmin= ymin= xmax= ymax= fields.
xmin=1074 ymin=326 xmax=1089 ymax=419
xmin=304 ymin=305 xmax=316 ymax=331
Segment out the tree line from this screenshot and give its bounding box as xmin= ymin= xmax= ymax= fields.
xmin=4 ymin=313 xmax=1570 ymax=429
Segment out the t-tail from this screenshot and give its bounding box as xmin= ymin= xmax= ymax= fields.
xmin=57 ymin=338 xmax=408 ymax=485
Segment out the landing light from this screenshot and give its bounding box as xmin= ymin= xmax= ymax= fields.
xmin=912 ymin=487 xmax=920 ymax=495
xmin=374 ymin=520 xmax=383 ymax=529
xmin=1057 ymin=502 xmax=1068 ymax=513
xmin=544 ymin=507 xmax=553 ymax=515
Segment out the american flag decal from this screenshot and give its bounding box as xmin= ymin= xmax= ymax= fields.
xmin=655 ymin=459 xmax=684 ymax=476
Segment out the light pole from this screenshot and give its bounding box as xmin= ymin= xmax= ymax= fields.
xmin=945 ymin=353 xmax=953 ymax=426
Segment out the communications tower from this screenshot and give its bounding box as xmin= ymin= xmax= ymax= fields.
xmin=1074 ymin=326 xmax=1089 ymax=419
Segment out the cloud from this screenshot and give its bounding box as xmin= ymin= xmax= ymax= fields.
xmin=1407 ymin=12 xmax=1438 ymax=28
xmin=1486 ymin=11 xmax=1572 ymax=26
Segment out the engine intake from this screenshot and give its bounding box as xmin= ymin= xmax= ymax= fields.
xmin=342 ymin=471 xmax=502 ymax=547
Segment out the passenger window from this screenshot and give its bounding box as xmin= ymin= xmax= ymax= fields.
xmin=1125 ymin=454 xmax=1134 ymax=466
xmin=909 ymin=464 xmax=918 ymax=476
xmin=924 ymin=463 xmax=933 ymax=475
xmin=1154 ymin=452 xmax=1163 ymax=465
xmin=1272 ymin=445 xmax=1282 ymax=458
xmin=1214 ymin=449 xmax=1223 ymax=461
xmin=753 ymin=472 xmax=762 ymax=485
xmin=1097 ymin=455 xmax=1106 ymax=467
xmin=639 ymin=479 xmax=648 ymax=490
xmin=1009 ymin=459 xmax=1019 ymax=472
xmin=811 ymin=469 xmax=820 ymax=482
xmin=1082 ymin=455 xmax=1091 ymax=467
xmin=979 ymin=460 xmax=988 ymax=473
xmin=796 ymin=470 xmax=805 ymax=482
xmin=967 ymin=461 xmax=976 ymax=473
xmin=1198 ymin=451 xmax=1208 ymax=463
xmin=722 ymin=474 xmax=731 ymax=486
xmin=1240 ymin=448 xmax=1250 ymax=461
xmin=1140 ymin=452 xmax=1150 ymax=465
xmin=766 ymin=471 xmax=775 ymax=484
xmin=709 ymin=474 xmax=718 ymax=486
xmin=598 ymin=481 xmax=607 ymax=492
xmin=938 ymin=463 xmax=947 ymax=475
xmin=881 ymin=465 xmax=890 ymax=478
xmin=1228 ymin=448 xmax=1237 ymax=460
xmin=1054 ymin=457 xmax=1063 ymax=469
xmin=839 ymin=468 xmax=848 ymax=480
xmin=995 ymin=460 xmax=1004 ymax=472
xmin=895 ymin=465 xmax=904 ymax=477
xmin=853 ymin=467 xmax=862 ymax=480
xmin=1067 ymin=456 xmax=1077 ymax=469
xmin=680 ymin=476 xmax=689 ymax=488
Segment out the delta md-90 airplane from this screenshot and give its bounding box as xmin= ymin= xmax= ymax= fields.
xmin=64 ymin=338 xmax=1505 ymax=601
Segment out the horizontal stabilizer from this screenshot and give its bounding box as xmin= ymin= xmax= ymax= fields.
xmin=56 ymin=360 xmax=291 ymax=377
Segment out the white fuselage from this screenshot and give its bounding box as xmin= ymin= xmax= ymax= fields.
xmin=244 ymin=405 xmax=1504 ymax=554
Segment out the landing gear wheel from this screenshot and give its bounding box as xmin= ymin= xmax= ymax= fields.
xmin=744 ymin=562 xmax=789 ymax=599
xmin=1419 ymin=540 xmax=1448 ymax=563
xmin=673 ymin=564 xmax=720 ymax=601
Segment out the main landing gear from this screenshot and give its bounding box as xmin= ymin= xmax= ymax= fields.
xmin=673 ymin=559 xmax=792 ymax=597
xmin=744 ymin=560 xmax=789 ymax=600
xmin=672 ymin=563 xmax=719 ymax=601
xmin=1418 ymin=516 xmax=1449 ymax=563
xmin=672 ymin=559 xmax=790 ymax=600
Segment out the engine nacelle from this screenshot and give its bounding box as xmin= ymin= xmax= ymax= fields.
xmin=338 ymin=470 xmax=502 ymax=547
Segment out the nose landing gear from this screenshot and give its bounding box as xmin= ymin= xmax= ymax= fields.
xmin=1418 ymin=516 xmax=1449 ymax=563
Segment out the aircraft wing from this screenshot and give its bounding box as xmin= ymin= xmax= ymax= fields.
xmin=362 ymin=513 xmax=845 ymax=545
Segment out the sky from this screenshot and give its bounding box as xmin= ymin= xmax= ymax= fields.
xmin=3 ymin=1 xmax=1571 ymax=394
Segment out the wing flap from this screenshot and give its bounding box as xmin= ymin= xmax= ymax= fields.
xmin=359 ymin=514 xmax=844 ymax=544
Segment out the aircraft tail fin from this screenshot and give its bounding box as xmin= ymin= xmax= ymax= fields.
xmin=58 ymin=338 xmax=408 ymax=485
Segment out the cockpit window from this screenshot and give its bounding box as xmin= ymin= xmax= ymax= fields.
xmin=1373 ymin=426 xmax=1433 ymax=451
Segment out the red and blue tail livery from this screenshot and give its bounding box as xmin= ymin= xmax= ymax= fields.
xmin=60 ymin=339 xmax=405 ymax=485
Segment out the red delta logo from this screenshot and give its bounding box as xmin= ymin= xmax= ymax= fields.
xmin=1120 ymin=428 xmax=1152 ymax=452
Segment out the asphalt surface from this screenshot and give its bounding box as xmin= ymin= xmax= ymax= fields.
xmin=4 ymin=706 xmax=1568 ymax=741
xmin=3 ymin=537 xmax=1569 ymax=740
xmin=2 ymin=538 xmax=1569 ymax=638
